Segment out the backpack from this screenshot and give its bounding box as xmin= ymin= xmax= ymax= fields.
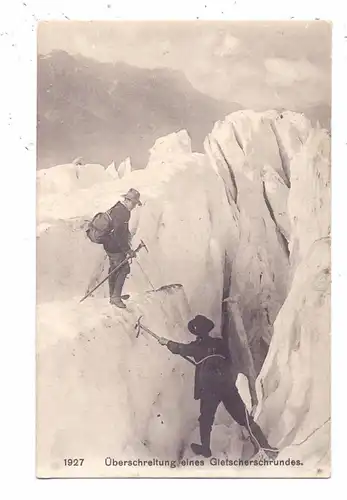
xmin=86 ymin=209 xmax=113 ymax=244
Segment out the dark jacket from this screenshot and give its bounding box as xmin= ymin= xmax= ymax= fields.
xmin=167 ymin=335 xmax=235 ymax=400
xmin=103 ymin=201 xmax=131 ymax=254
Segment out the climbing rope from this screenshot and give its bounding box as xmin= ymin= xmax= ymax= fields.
xmin=195 ymin=354 xmax=227 ymax=365
xmin=135 ymin=259 xmax=156 ymax=289
xmin=245 ymin=407 xmax=280 ymax=455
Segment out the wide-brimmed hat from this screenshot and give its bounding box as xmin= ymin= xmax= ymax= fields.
xmin=122 ymin=188 xmax=142 ymax=206
xmin=188 ymin=315 xmax=215 ymax=336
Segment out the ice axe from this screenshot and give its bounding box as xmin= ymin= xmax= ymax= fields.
xmin=79 ymin=240 xmax=148 ymax=303
xmin=134 ymin=316 xmax=196 ymax=366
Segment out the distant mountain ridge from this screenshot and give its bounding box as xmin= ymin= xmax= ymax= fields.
xmin=37 ymin=51 xmax=241 ymax=169
xmin=37 ymin=50 xmax=330 ymax=170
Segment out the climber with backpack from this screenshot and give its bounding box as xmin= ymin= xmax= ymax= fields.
xmin=86 ymin=188 xmax=142 ymax=308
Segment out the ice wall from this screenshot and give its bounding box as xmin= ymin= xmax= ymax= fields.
xmin=205 ymin=110 xmax=330 ymax=374
xmin=255 ymin=238 xmax=330 ymax=476
xmin=37 ymin=285 xmax=197 ymax=477
xmin=253 ymin=120 xmax=331 ymax=475
xmin=287 ymin=128 xmax=331 ymax=269
xmin=204 ymin=110 xmax=331 ymax=474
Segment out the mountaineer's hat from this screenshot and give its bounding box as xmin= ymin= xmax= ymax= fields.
xmin=122 ymin=188 xmax=142 ymax=206
xmin=188 ymin=315 xmax=215 ymax=336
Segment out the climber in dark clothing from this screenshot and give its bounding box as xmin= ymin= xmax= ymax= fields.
xmin=159 ymin=314 xmax=277 ymax=459
xmin=103 ymin=188 xmax=142 ymax=309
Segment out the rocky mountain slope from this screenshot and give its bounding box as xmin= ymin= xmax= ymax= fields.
xmin=37 ymin=51 xmax=241 ymax=170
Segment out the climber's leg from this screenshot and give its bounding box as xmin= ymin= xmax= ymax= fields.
xmin=191 ymin=392 xmax=220 ymax=458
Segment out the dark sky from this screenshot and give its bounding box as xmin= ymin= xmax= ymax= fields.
xmin=38 ymin=20 xmax=331 ymax=111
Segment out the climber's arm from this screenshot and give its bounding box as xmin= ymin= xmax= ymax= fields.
xmin=166 ymin=340 xmax=197 ymax=357
xmin=158 ymin=337 xmax=197 ymax=356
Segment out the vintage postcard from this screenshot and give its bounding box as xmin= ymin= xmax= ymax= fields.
xmin=36 ymin=20 xmax=331 ymax=478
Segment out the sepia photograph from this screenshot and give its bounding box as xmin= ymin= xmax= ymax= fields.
xmin=36 ymin=20 xmax=331 ymax=478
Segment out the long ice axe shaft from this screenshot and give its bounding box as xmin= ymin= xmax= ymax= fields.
xmin=135 ymin=317 xmax=196 ymax=366
xmin=137 ymin=323 xmax=161 ymax=341
xmin=135 ymin=260 xmax=156 ymax=290
xmin=80 ymin=240 xmax=147 ymax=303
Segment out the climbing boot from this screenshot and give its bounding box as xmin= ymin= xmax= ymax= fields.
xmin=110 ymin=296 xmax=126 ymax=308
xmin=190 ymin=443 xmax=212 ymax=458
xmin=191 ymin=419 xmax=212 ymax=458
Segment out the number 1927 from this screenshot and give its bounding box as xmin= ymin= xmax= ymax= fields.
xmin=64 ymin=458 xmax=85 ymax=466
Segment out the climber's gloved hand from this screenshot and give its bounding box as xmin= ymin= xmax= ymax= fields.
xmin=158 ymin=337 xmax=169 ymax=346
xmin=250 ymin=404 xmax=257 ymax=418
xmin=127 ymin=249 xmax=137 ymax=259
